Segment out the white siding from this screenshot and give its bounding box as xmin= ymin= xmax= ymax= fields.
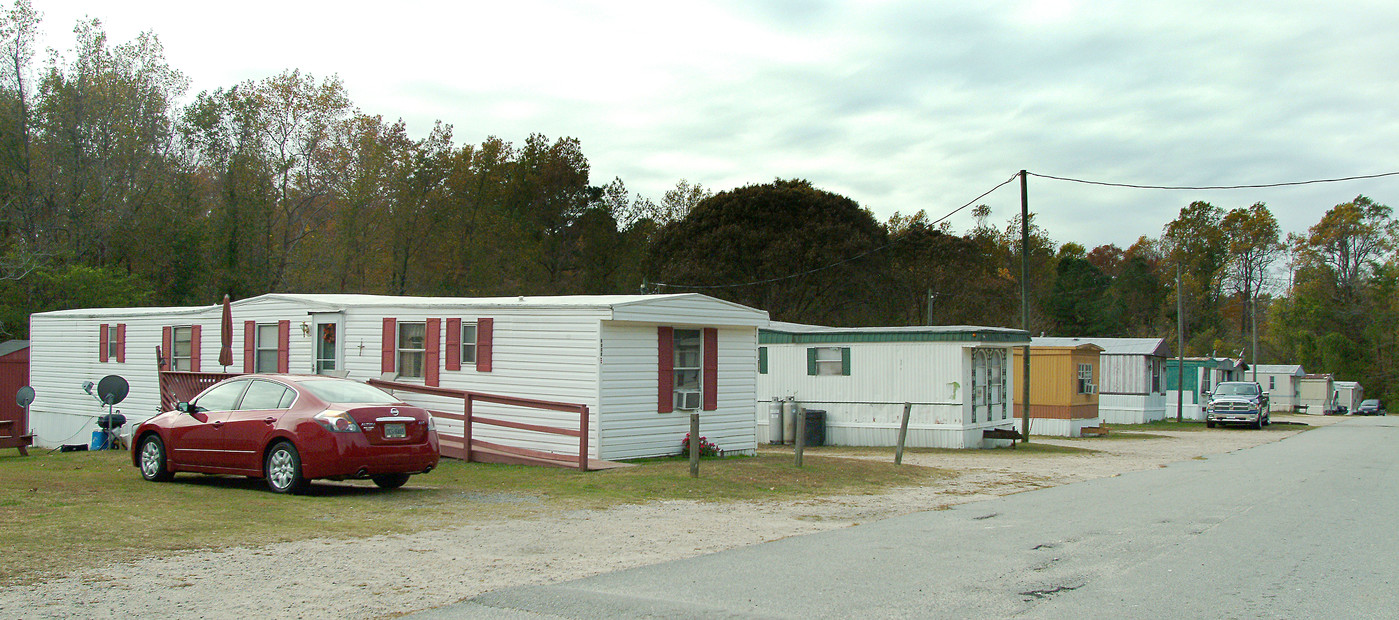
xmin=757 ymin=341 xmax=1018 ymax=449
xmin=598 ymin=322 xmax=758 ymax=460
xmin=29 ymin=306 xmax=216 ymax=447
xmin=28 ymin=294 xmax=769 ymax=461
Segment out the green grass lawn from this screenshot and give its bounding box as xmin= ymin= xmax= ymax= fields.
xmin=0 ymin=448 xmax=948 ymax=586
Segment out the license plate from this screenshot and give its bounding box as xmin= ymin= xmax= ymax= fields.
xmin=384 ymin=423 xmax=406 ymax=438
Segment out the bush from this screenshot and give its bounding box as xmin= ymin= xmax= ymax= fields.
xmin=680 ymin=433 xmax=720 ymax=457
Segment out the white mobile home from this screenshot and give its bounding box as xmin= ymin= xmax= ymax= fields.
xmin=1031 ymin=337 xmax=1169 ymax=425
xmin=1334 ymin=381 xmax=1364 ymax=413
xmin=28 ymin=293 xmax=769 ymax=461
xmin=756 ymin=322 xmax=1030 ymax=449
xmin=1252 ymin=364 xmax=1306 ymax=412
xmin=1297 ymin=374 xmax=1336 ymax=414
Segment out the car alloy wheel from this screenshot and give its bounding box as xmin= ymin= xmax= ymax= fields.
xmin=265 ymin=441 xmax=308 ymax=495
xmin=139 ymin=435 xmax=173 ymax=482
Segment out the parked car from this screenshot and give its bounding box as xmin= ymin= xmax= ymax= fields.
xmin=1205 ymin=381 xmax=1270 ymax=429
xmin=1354 ymin=399 xmax=1386 ymax=416
xmin=132 ymin=375 xmax=439 ymax=494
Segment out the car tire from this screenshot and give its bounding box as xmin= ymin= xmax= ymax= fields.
xmin=138 ymin=435 xmax=174 ymax=482
xmin=371 ymin=473 xmax=411 ymax=489
xmin=1206 ymin=420 xmax=1215 ymax=428
xmin=1253 ymin=416 xmax=1264 ymax=430
xmin=265 ymin=441 xmax=309 ymax=495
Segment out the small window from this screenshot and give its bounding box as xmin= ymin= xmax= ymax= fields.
xmin=398 ymin=322 xmax=426 ymax=378
xmin=171 ymin=327 xmax=193 ymax=371
xmin=1201 ymin=372 xmax=1211 ymax=394
xmin=461 ymin=322 xmax=478 ymax=365
xmin=1077 ymin=363 xmax=1094 ymax=394
xmin=673 ymin=329 xmax=702 ymax=411
xmin=238 ymin=380 xmax=293 ymax=410
xmin=195 ymin=380 xmax=248 ymax=412
xmin=255 ymin=324 xmax=280 ymax=373
xmin=1152 ymin=360 xmax=1162 ymax=393
xmin=815 ymin=347 xmax=843 ymax=376
xmin=106 ymin=325 xmax=119 ymax=361
xmin=1269 ymin=376 xmax=1275 ymax=390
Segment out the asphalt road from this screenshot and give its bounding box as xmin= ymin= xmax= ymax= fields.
xmin=415 ymin=417 xmax=1398 ymax=619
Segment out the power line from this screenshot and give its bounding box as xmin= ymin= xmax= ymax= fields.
xmin=651 ymin=172 xmax=1021 ymax=291
xmin=1025 ymin=170 xmax=1399 ymax=190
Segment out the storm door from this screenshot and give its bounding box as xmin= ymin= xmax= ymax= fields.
xmin=311 ymin=312 xmax=345 ymax=375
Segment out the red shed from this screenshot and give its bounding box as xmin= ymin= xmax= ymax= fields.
xmin=0 ymin=340 xmax=30 ymax=451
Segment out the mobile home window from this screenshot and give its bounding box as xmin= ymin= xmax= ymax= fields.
xmin=814 ymin=347 xmax=847 ymax=376
xmin=1077 ymin=363 xmax=1094 ymax=394
xmin=398 ymin=322 xmax=426 ymax=378
xmin=461 ymin=322 xmax=478 ymax=365
xmin=106 ymin=325 xmax=119 ymax=360
xmin=171 ymin=327 xmax=193 ymax=371
xmin=1269 ymin=376 xmax=1275 ymax=390
xmin=256 ymin=324 xmax=280 ymax=373
xmin=1152 ymin=360 xmax=1162 ymax=393
xmin=673 ymin=329 xmax=702 ymax=411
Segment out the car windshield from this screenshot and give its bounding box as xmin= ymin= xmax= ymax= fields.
xmin=295 ymin=379 xmax=402 ymax=405
xmin=1214 ymin=384 xmax=1259 ymax=396
xmin=1361 ymin=400 xmax=1380 ymax=407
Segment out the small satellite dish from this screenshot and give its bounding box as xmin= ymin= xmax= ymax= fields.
xmin=15 ymin=385 xmax=34 ymax=408
xmin=97 ymin=375 xmax=129 ymax=406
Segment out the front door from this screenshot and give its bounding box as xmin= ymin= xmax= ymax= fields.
xmin=311 ymin=313 xmax=344 ymax=376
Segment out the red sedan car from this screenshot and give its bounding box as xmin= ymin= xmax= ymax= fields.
xmin=133 ymin=375 xmax=439 ymax=494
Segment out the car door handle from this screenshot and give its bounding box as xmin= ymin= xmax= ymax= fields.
xmin=263 ymin=417 xmax=275 ymax=424
xmin=212 ymin=421 xmax=223 ymax=428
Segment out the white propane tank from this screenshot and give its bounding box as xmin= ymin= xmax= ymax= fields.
xmin=768 ymin=398 xmax=784 ymax=444
xmin=782 ymin=397 xmax=798 ymax=445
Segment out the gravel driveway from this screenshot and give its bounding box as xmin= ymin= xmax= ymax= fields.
xmin=0 ymin=416 xmax=1342 ymax=619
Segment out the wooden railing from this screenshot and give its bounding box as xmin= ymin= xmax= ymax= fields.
xmin=158 ymin=371 xmax=243 ymax=412
xmin=368 ymin=379 xmax=591 ymax=471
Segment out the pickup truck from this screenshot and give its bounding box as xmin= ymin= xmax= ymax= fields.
xmin=1205 ymin=381 xmax=1270 ymax=429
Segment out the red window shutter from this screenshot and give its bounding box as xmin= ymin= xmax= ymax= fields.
xmin=476 ymin=318 xmax=493 ymax=372
xmin=277 ymin=320 xmax=291 ymax=373
xmin=116 ymin=324 xmax=126 ymax=363
xmin=190 ymin=324 xmax=202 ymax=372
xmin=702 ymin=328 xmax=718 ymax=411
xmin=425 ymin=318 xmax=441 ymax=387
xmin=161 ymin=326 xmax=172 ymax=370
xmin=445 ymin=318 xmax=461 ymax=371
xmin=658 ymin=326 xmax=674 ymax=413
xmin=243 ymin=320 xmax=256 ymax=373
xmin=99 ymin=324 xmax=109 ymax=362
xmin=382 ymin=318 xmax=396 ymax=374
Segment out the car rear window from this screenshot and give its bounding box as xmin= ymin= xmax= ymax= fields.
xmin=296 ymin=379 xmax=402 ymax=404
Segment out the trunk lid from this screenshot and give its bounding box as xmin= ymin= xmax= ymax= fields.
xmin=344 ymin=405 xmax=432 ymax=444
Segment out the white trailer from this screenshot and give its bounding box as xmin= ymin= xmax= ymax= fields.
xmin=756 ymin=322 xmax=1030 ymax=449
xmin=29 ymin=293 xmax=769 ymax=461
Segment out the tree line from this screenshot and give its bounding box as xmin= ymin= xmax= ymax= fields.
xmin=0 ymin=3 xmax=1394 ymax=402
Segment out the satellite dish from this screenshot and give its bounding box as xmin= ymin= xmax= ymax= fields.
xmin=15 ymin=385 xmax=33 ymax=408
xmin=97 ymin=375 xmax=129 ymax=406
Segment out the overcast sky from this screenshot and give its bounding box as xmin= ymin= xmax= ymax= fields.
xmin=28 ymin=0 xmax=1399 ymax=249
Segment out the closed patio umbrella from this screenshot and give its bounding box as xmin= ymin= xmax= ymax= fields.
xmin=218 ymin=294 xmax=233 ymax=369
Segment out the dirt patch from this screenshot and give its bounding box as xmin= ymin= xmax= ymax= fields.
xmin=0 ymin=415 xmax=1342 ymax=619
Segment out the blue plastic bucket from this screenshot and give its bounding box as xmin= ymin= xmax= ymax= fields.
xmin=90 ymin=430 xmax=109 ymax=451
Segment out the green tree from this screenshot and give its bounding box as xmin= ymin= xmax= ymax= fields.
xmin=646 ymin=179 xmax=891 ymax=325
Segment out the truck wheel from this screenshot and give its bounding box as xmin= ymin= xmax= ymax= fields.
xmin=1206 ymin=420 xmax=1215 ymax=428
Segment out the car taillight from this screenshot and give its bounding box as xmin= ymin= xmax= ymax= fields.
xmin=314 ymin=410 xmax=361 ymax=433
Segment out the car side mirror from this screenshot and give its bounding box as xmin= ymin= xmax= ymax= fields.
xmin=176 ymin=402 xmax=193 ymax=414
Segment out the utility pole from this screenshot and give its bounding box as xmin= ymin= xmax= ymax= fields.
xmin=1251 ymin=293 xmax=1258 ymax=382
xmin=1019 ymin=170 xmax=1032 ymax=442
xmin=1176 ymin=261 xmax=1185 ymax=423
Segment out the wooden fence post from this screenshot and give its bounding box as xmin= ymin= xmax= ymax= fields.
xmin=895 ymin=402 xmax=912 ymax=465
xmin=794 ymin=405 xmax=806 ymax=467
xmin=578 ymin=405 xmax=590 ymax=471
xmin=463 ymin=395 xmax=474 ymax=463
xmin=689 ymin=413 xmax=700 ymax=477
